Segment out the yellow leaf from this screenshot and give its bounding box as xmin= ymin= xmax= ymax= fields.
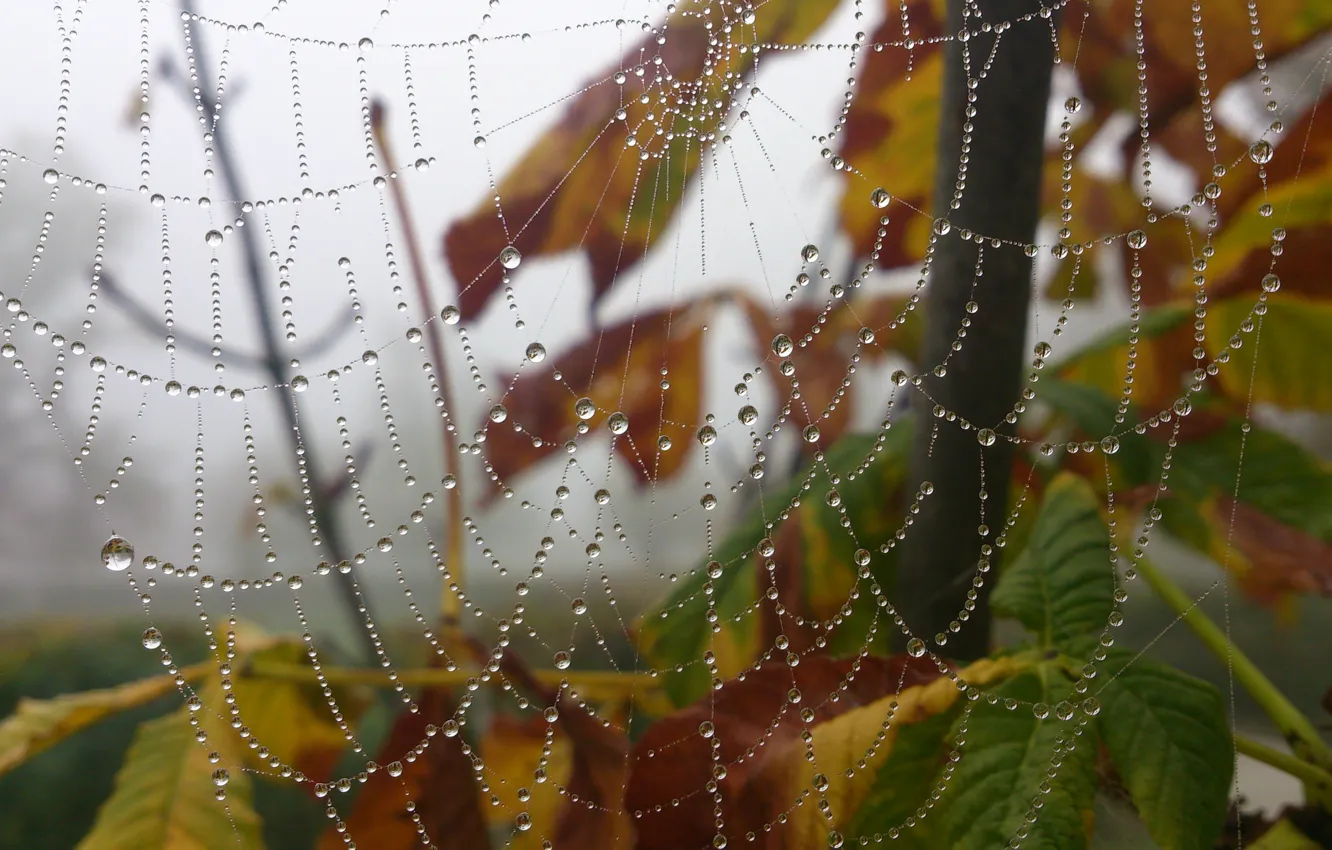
xmin=78 ymin=681 xmax=263 ymax=850
xmin=480 ymin=714 xmax=573 ymax=847
xmin=1206 ymin=294 xmax=1332 ymax=411
xmin=780 ymin=656 xmax=1024 ymax=848
xmin=231 ymin=642 xmax=358 ymax=780
xmin=0 ymin=663 xmax=206 ymax=778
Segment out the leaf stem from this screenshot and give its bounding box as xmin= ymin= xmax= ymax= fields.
xmin=1234 ymin=734 xmax=1332 ymax=793
xmin=369 ymin=103 xmax=466 ymax=632
xmin=1135 ymin=556 xmax=1332 ymax=771
xmin=242 ymin=658 xmax=657 ymax=702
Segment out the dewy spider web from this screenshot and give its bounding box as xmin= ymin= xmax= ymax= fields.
xmin=0 ymin=0 xmax=1324 ymax=847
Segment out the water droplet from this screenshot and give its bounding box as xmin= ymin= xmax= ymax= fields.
xmin=553 ymin=650 xmax=571 ymax=669
xmin=1034 ymin=341 xmax=1052 ymax=358
xmin=858 ymin=327 xmax=876 ymax=345
xmin=543 ymin=706 xmax=559 ymax=723
xmin=515 ymin=813 xmax=532 ymax=832
xmin=738 ymin=405 xmax=758 ymax=426
xmin=828 ymin=830 xmax=844 ymax=849
xmin=489 ymin=404 xmax=508 ymax=423
xmin=977 ymin=428 xmax=997 ymax=447
xmin=1064 ymin=96 xmax=1082 ymax=114
xmin=358 ymin=36 xmax=374 ymax=52
xmin=473 ymin=135 xmax=487 ymax=149
xmin=698 ymin=720 xmax=715 ymax=738
xmin=906 ymin=637 xmax=926 ymax=657
xmin=361 ymin=350 xmax=379 ymax=365
xmin=697 ymin=425 xmax=717 ymax=446
xmin=377 ymin=537 xmax=393 ymax=553
xmin=290 ymin=375 xmax=309 ymax=393
xmin=594 ymin=488 xmax=611 ymax=505
xmin=1173 ymin=398 xmax=1192 ymax=417
xmin=386 ymin=761 xmax=404 ymax=777
xmin=607 ymin=412 xmax=629 ymax=435
xmin=1261 ymin=273 xmax=1281 ymax=293
xmin=212 ymin=768 xmax=230 ymax=787
xmin=499 ymin=246 xmax=522 ymax=270
xmin=574 ymin=397 xmax=596 ymax=420
xmin=204 ymin=230 xmax=224 ymax=247
xmin=141 ymin=627 xmax=163 ymax=649
xmin=441 ymin=305 xmax=461 ymax=325
xmin=771 ymin=333 xmax=794 ymax=358
xmin=801 ymin=244 xmax=820 ymax=263
xmin=102 ymin=536 xmax=134 ymax=571
xmin=813 ymin=772 xmax=830 ymax=792
xmin=1032 ymin=702 xmax=1050 ymax=719
xmin=1100 ymin=436 xmax=1120 ymax=455
xmin=1248 ymin=140 xmax=1273 ymax=165
xmin=42 ymin=168 xmax=59 ymax=184
xmin=802 ymin=424 xmax=821 ymax=444
xmin=1127 ymin=230 xmax=1147 ymax=250
xmin=525 ymin=342 xmax=546 ymax=363
xmin=870 ymin=188 xmax=891 ymax=209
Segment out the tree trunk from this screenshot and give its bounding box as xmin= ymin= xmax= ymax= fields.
xmin=894 ymin=0 xmax=1057 ymax=661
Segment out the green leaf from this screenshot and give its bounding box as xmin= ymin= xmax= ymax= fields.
xmin=638 ymin=423 xmax=914 ymax=706
xmin=990 ymin=473 xmax=1116 ymax=651
xmin=1205 ymin=295 xmax=1332 ymax=412
xmin=1096 ymin=652 xmax=1232 ymax=850
xmin=78 ymin=694 xmax=264 ymax=850
xmin=1036 ymin=379 xmax=1162 ymax=484
xmin=847 ymin=705 xmax=958 ymax=847
xmin=0 ymin=665 xmax=204 ymax=778
xmin=939 ymin=669 xmax=1098 ymax=850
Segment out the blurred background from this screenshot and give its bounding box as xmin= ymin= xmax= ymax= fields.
xmin=1 ymin=1 xmax=1330 ymax=847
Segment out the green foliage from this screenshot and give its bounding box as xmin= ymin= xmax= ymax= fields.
xmin=1096 ymin=651 xmax=1235 ymax=850
xmin=989 ymin=473 xmax=1117 ymax=653
xmin=939 ymin=669 xmax=1099 ymax=850
xmin=638 ymin=423 xmax=914 ymax=706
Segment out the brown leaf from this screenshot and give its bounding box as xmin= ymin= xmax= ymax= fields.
xmin=1216 ymin=496 xmax=1332 ymax=607
xmin=443 ymin=0 xmax=842 ymax=319
xmin=624 ymin=654 xmax=942 ymax=850
xmin=483 ymin=302 xmax=710 ymax=486
xmin=323 ymin=688 xmax=491 ymax=850
xmin=480 ymin=714 xmax=573 ymax=846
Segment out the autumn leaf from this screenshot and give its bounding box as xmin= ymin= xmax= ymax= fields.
xmin=482 ymin=300 xmax=710 ymax=486
xmin=638 ymin=423 xmax=916 ymax=707
xmin=323 ymin=687 xmax=490 ymax=850
xmin=78 ymin=682 xmax=264 ymax=850
xmin=0 ymin=663 xmax=205 ymax=778
xmin=624 ymin=653 xmax=948 ymax=850
xmin=836 ymin=0 xmax=945 ymax=262
xmin=480 ymin=714 xmax=573 ymax=847
xmin=443 ymin=0 xmax=843 ymax=319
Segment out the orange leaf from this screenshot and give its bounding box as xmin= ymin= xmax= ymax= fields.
xmin=443 ymin=0 xmax=842 ymax=319
xmin=483 ymin=302 xmax=710 ymax=486
xmin=1214 ymin=496 xmax=1332 ymax=608
xmin=322 ymin=689 xmax=490 ymax=850
xmin=624 ymin=654 xmax=941 ymax=850
xmin=837 ymin=0 xmax=946 ymax=262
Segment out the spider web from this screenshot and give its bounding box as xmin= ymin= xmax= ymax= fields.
xmin=0 ymin=0 xmax=1325 ymax=847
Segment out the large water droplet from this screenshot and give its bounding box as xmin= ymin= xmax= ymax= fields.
xmin=142 ymin=627 xmax=163 ymax=649
xmin=102 ymin=536 xmax=134 ymax=571
xmin=607 ymin=412 xmax=629 ymax=434
xmin=553 ymin=650 xmax=571 ymax=669
xmin=489 ymin=404 xmax=508 ymax=423
xmin=771 ymin=333 xmax=794 ymax=358
xmin=738 ymin=405 xmax=758 ymax=426
xmin=801 ymin=244 xmax=820 ymax=263
xmin=1248 ymin=140 xmax=1273 ymax=165
xmin=870 ymin=188 xmax=891 ymax=209
xmin=441 ymin=305 xmax=461 ymax=325
xmin=204 ymin=230 xmax=224 ymax=247
xmin=357 ymin=36 xmax=374 ymax=52
xmin=697 ymin=424 xmax=717 ymax=446
xmin=525 ymin=342 xmax=546 ymax=363
xmin=906 ymin=637 xmax=926 ymax=657
xmin=42 ymin=168 xmax=59 ymax=184
xmin=1127 ymin=229 xmax=1147 ymax=250
xmin=977 ymin=428 xmax=997 ymax=447
xmin=290 ymin=375 xmax=309 ymax=393
xmin=212 ymin=768 xmax=231 ymax=787
xmin=574 ymin=397 xmax=596 ymax=420
xmin=499 ymin=246 xmax=522 ymax=270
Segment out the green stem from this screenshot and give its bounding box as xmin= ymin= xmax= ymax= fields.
xmin=1234 ymin=734 xmax=1332 ymax=793
xmin=1135 ymin=556 xmax=1332 ymax=771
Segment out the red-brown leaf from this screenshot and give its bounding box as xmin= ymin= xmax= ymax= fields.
xmin=624 ymin=654 xmax=941 ymax=850
xmin=483 ymin=302 xmax=710 ymax=486
xmin=1220 ymin=497 xmax=1332 ymax=606
xmin=322 ymin=689 xmax=490 ymax=850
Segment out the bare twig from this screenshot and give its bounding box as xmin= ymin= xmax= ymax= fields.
xmin=369 ymin=100 xmax=467 ymax=632
xmin=178 ymin=0 xmax=376 ymax=664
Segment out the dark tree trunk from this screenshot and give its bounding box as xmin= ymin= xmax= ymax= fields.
xmin=894 ymin=0 xmax=1057 ymax=661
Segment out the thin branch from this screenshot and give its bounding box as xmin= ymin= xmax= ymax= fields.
xmin=1234 ymin=734 xmax=1332 ymax=793
xmin=178 ymin=0 xmax=376 ymax=664
xmin=1135 ymin=555 xmax=1332 ymax=773
xmin=370 ymin=100 xmax=467 ymax=632
xmin=99 ymin=270 xmax=265 ymax=369
xmin=242 ymin=658 xmax=656 ymax=703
